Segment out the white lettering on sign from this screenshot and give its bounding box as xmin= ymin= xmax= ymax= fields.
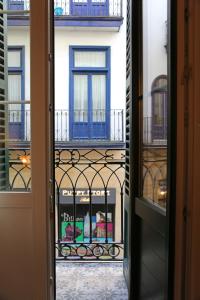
xmin=80 ymin=197 xmax=90 ymax=202
xmin=63 ymin=213 xmax=83 ymax=222
xmin=62 ymin=189 xmax=111 ymax=197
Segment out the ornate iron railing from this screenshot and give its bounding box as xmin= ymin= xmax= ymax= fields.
xmin=7 ymin=147 xmax=167 ymax=260
xmin=55 ymin=149 xmax=125 ymax=260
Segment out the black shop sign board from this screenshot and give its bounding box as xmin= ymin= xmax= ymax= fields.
xmin=59 ymin=188 xmax=116 ymax=204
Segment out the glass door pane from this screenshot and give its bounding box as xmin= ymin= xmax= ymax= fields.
xmin=8 ymin=74 xmax=22 ymax=122
xmin=92 ymin=74 xmax=106 ymax=122
xmin=142 ymin=0 xmax=168 ymax=208
xmin=0 ymin=1 xmax=31 ymax=192
xmin=74 ymin=51 xmax=106 ymax=67
xmin=74 ymin=74 xmax=88 ymax=122
xmin=72 ymin=74 xmax=89 ymax=139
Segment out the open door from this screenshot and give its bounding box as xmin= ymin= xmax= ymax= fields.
xmin=124 ymin=0 xmax=176 ymax=298
xmin=0 ymin=0 xmax=55 ymax=299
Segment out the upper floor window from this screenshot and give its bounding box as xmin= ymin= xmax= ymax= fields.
xmin=70 ymin=0 xmax=109 ymax=17
xmin=69 ymin=46 xmax=110 ymax=140
xmin=151 ymin=75 xmax=167 ymax=141
xmin=8 ymin=47 xmax=25 ymax=140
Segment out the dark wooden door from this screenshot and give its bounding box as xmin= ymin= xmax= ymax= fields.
xmin=124 ymin=0 xmax=176 ymax=299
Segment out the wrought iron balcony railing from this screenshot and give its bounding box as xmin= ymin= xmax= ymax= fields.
xmin=7 ymin=147 xmax=167 ymax=260
xmin=143 ymin=116 xmax=167 ymax=146
xmin=8 ymin=109 xmax=124 ymax=144
xmin=8 ymin=0 xmax=123 ymax=18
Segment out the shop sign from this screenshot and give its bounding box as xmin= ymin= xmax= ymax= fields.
xmin=59 ymin=188 xmax=116 ymax=204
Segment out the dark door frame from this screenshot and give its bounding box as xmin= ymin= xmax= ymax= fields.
xmin=124 ymin=0 xmax=177 ymax=298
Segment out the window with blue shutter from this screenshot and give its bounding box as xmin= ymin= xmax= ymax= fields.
xmin=69 ymin=46 xmax=110 ymax=140
xmin=8 ymin=46 xmax=25 ymax=140
xmin=70 ymin=0 xmax=109 ymax=17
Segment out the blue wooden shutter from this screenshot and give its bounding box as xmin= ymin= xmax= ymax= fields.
xmin=0 ymin=0 xmax=8 ymax=190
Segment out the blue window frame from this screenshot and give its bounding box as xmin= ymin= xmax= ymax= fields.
xmin=8 ymin=0 xmax=24 ymax=11
xmin=8 ymin=46 xmax=25 ymax=140
xmin=69 ymin=46 xmax=111 ymax=140
xmin=70 ymin=0 xmax=109 ymax=17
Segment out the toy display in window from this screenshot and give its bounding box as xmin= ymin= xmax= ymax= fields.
xmin=61 ymin=221 xmax=84 ymax=242
xmin=61 ymin=210 xmax=114 ymax=243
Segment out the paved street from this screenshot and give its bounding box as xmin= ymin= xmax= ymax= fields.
xmin=56 ymin=262 xmax=128 ymax=300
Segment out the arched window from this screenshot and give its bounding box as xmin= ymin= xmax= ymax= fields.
xmin=151 ymin=75 xmax=167 ymax=141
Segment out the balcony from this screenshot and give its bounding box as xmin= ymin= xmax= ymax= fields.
xmin=8 ymin=109 xmax=125 ymax=148
xmin=7 ymin=146 xmax=167 ymax=262
xmin=7 ymin=0 xmax=123 ymax=29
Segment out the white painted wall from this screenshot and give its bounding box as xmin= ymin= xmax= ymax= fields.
xmin=8 ymin=24 xmax=126 ymax=114
xmin=7 ymin=0 xmax=167 ymax=143
xmin=8 ymin=1 xmax=126 ymax=141
xmin=54 ymin=27 xmax=126 ymax=112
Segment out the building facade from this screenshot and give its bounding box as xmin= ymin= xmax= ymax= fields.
xmin=5 ymin=0 xmax=169 ymax=259
xmin=1 ymin=0 xmax=200 ymax=299
xmin=6 ymin=0 xmax=127 ymax=260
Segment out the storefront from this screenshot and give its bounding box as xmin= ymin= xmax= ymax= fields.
xmin=58 ymin=188 xmax=116 ymax=243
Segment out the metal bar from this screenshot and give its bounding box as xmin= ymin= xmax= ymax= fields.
xmin=114 ymin=110 xmax=116 ymax=141
xmin=56 ymin=111 xmax=59 ymax=141
xmin=73 ymin=187 xmax=76 ymax=243
xmin=0 ymin=10 xmax=30 ymax=15
xmin=105 ymin=187 xmax=108 ymax=243
xmin=57 ymin=187 xmax=61 ymax=241
xmin=61 ymin=110 xmax=63 ymax=141
xmin=25 ymin=110 xmax=28 ymax=140
xmin=120 ymin=187 xmax=124 ymax=243
xmin=89 ymin=188 xmax=92 ymax=244
xmin=0 ymin=101 xmax=30 ymax=104
xmin=122 ymin=109 xmax=124 ymax=142
xmin=65 ymin=111 xmax=69 ymax=141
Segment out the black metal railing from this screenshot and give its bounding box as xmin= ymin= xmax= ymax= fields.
xmin=8 ymin=0 xmax=123 ymax=18
xmin=7 ymin=147 xmax=167 ymax=260
xmin=143 ymin=117 xmax=167 ymax=145
xmin=55 ymin=149 xmax=125 ymax=260
xmin=8 ymin=148 xmax=125 ymax=260
xmin=8 ymin=109 xmax=124 ymax=143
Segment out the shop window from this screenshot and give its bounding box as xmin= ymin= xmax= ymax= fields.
xmin=59 ymin=188 xmax=116 ymax=255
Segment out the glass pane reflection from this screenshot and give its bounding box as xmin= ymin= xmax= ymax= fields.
xmin=0 ymin=1 xmax=31 ymax=192
xmin=142 ymin=0 xmax=168 ymax=209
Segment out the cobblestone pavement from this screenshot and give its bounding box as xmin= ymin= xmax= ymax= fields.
xmin=56 ymin=262 xmax=128 ymax=300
